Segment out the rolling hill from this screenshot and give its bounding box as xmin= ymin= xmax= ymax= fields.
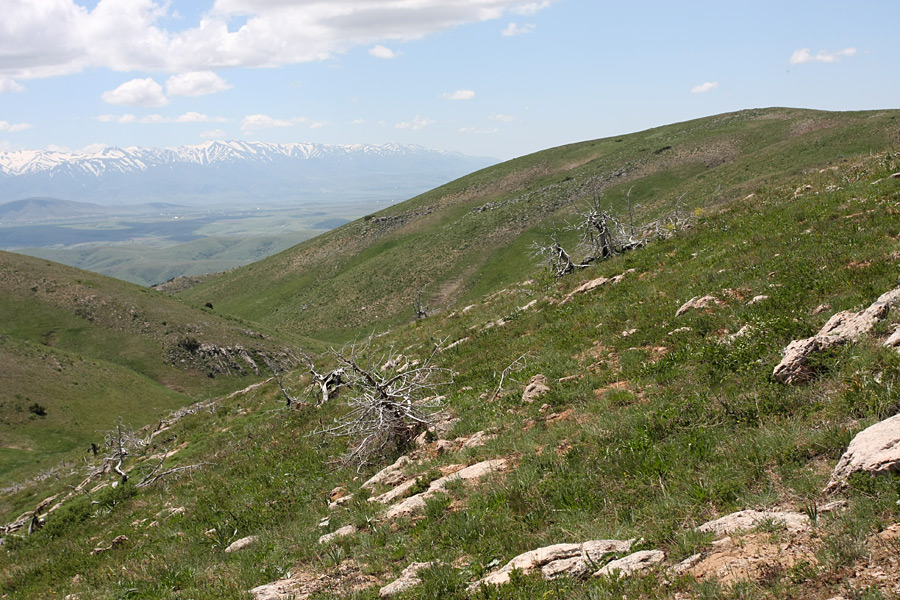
xmin=174 ymin=108 xmax=900 ymax=342
xmin=2 ymin=107 xmax=900 ymax=600
xmin=0 ymin=251 xmax=304 ymax=480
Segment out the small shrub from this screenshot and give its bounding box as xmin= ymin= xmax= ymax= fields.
xmin=28 ymin=402 xmax=47 ymax=417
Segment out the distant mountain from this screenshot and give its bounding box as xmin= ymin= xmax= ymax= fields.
xmin=0 ymin=141 xmax=498 ymax=206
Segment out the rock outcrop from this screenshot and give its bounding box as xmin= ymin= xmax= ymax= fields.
xmin=773 ymin=288 xmax=900 ymax=384
xmin=379 ymin=562 xmax=435 ymax=597
xmin=522 ymin=375 xmax=550 ymax=403
xmin=825 ymin=413 xmax=900 ymax=492
xmin=472 ymin=539 xmax=636 ymax=588
xmin=675 ymin=295 xmax=722 ymax=317
xmin=697 ymin=509 xmax=811 ymax=536
xmin=382 ymin=458 xmax=510 ymax=520
xmin=593 ymin=550 xmax=665 ymax=577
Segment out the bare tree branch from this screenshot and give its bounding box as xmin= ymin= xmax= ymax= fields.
xmin=312 ymin=338 xmax=451 ymax=470
xmin=490 ymin=352 xmax=532 ymax=402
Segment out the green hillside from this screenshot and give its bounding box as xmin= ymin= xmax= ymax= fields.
xmin=0 ymin=251 xmax=303 ymax=480
xmin=176 ymin=108 xmax=900 ymax=342
xmin=2 ymin=109 xmax=900 ymax=600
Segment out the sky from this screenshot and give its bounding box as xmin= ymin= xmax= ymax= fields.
xmin=1 ymin=0 xmax=898 ymax=161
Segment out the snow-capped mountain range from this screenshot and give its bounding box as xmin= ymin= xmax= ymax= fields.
xmin=0 ymin=141 xmax=496 ymax=205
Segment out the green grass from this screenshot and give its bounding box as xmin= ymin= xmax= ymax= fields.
xmin=178 ymin=108 xmax=900 ymax=343
xmin=2 ymin=111 xmax=900 ymax=599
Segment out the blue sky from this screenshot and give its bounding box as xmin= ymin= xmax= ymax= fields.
xmin=1 ymin=0 xmax=898 ymax=160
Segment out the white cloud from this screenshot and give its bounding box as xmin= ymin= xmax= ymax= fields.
xmin=97 ymin=111 xmax=226 ymax=124
xmin=489 ymin=113 xmax=517 ymax=122
xmin=175 ymin=112 xmax=228 ymax=123
xmin=0 ymin=0 xmax=556 ymax=79
xmin=309 ymin=121 xmax=327 ymax=129
xmin=166 ymin=71 xmax=232 ymax=96
xmin=0 ymin=120 xmax=32 ymax=133
xmin=0 ymin=78 xmax=25 ymax=93
xmin=200 ymin=129 xmax=227 ymax=139
xmin=690 ymin=81 xmax=719 ymax=94
xmin=101 ymin=78 xmax=169 ymax=107
xmin=369 ymin=45 xmax=400 ymax=59
xmin=502 ymin=22 xmax=535 ymax=36
xmin=790 ymin=47 xmax=857 ymax=65
xmin=395 ymin=116 xmax=435 ymax=130
xmin=241 ymin=114 xmax=308 ymax=131
xmin=444 ymin=89 xmax=475 ymax=101
xmin=513 ymin=1 xmax=553 ymax=15
xmin=350 ymin=118 xmax=365 ymax=125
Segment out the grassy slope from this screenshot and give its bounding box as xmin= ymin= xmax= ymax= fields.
xmin=177 ymin=108 xmax=900 ymax=342
xmin=1 ymin=130 xmax=899 ymax=597
xmin=0 ymin=251 xmax=308 ymax=479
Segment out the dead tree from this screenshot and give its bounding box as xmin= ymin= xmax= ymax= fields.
xmin=102 ymin=422 xmax=149 ymax=484
xmin=653 ymin=193 xmax=695 ymax=240
xmin=266 ymin=357 xmax=300 ymax=408
xmin=414 ymin=289 xmax=429 ymax=320
xmin=531 ymin=231 xmax=587 ymax=278
xmin=314 ymin=338 xmax=450 ymax=470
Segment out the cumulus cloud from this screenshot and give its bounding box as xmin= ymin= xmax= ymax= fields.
xmin=0 ymin=0 xmax=556 ymax=80
xmin=489 ymin=113 xmax=517 ymax=122
xmin=443 ymin=89 xmax=475 ymax=100
xmin=395 ymin=116 xmax=435 ymax=130
xmin=0 ymin=120 xmax=32 ymax=133
xmin=241 ymin=114 xmax=309 ymax=131
xmin=790 ymin=47 xmax=857 ymax=65
xmin=0 ymin=79 xmax=25 ymax=93
xmin=502 ymin=22 xmax=535 ymax=36
xmin=101 ymin=78 xmax=169 ymax=107
xmin=690 ymin=81 xmax=719 ymax=94
xmin=369 ymin=45 xmax=400 ymax=59
xmin=166 ymin=71 xmax=232 ymax=96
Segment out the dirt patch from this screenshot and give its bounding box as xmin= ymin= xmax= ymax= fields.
xmin=847 ymin=523 xmax=900 ymax=596
xmin=687 ymin=533 xmax=818 ymax=585
xmin=250 ymin=559 xmax=376 ymax=600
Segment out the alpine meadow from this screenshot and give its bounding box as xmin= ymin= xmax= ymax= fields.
xmin=4 ymin=107 xmax=900 ymax=599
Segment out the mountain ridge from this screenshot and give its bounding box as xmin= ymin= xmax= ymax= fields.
xmin=0 ymin=141 xmax=498 ymax=205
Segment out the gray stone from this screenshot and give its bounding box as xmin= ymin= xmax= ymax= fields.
xmin=593 ymin=550 xmax=665 ymax=577
xmin=825 ymin=413 xmax=900 ymax=492
xmin=225 ymin=535 xmax=259 ymax=553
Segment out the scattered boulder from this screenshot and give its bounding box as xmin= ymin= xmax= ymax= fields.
xmin=747 ymin=295 xmax=769 ymax=305
xmin=773 ymin=288 xmax=900 ymax=384
xmin=318 ymin=524 xmax=357 ymax=544
xmin=697 ymin=509 xmax=810 ymax=536
xmin=675 ymin=295 xmax=722 ymax=317
xmin=825 ymin=413 xmax=900 ymax=492
xmin=472 ymin=539 xmax=636 ymax=588
xmin=225 ymin=535 xmax=259 ymax=553
xmin=593 ymin=550 xmax=665 ymax=577
xmin=522 ymin=375 xmax=550 ymax=403
xmin=379 ymin=562 xmax=435 ymax=597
